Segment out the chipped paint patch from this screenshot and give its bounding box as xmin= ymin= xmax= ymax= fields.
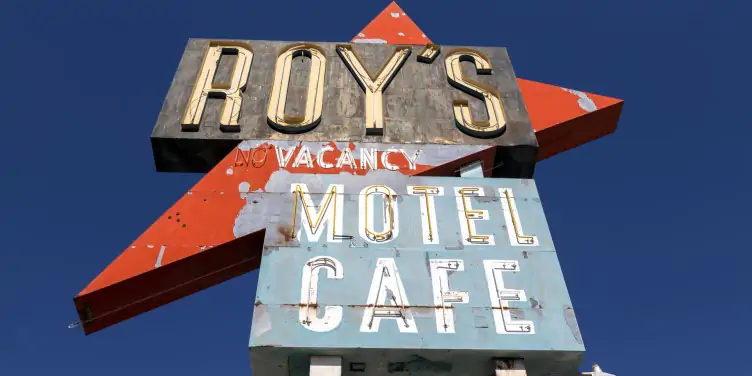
xmin=562 ymin=87 xmax=598 ymax=112
xmin=239 ymin=181 xmax=250 ymax=199
xmin=154 ymin=245 xmax=166 ymax=268
xmin=352 ymin=38 xmax=387 ymax=44
xmin=251 ymin=304 xmax=273 ymax=338
xmin=564 ymin=306 xmax=584 ymax=344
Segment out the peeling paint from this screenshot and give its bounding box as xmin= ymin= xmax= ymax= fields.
xmin=564 ymin=306 xmax=584 ymax=344
xmin=562 ymin=87 xmax=598 ymax=112
xmin=250 ymin=304 xmax=272 ymax=338
xmin=352 ymin=38 xmax=387 ymax=44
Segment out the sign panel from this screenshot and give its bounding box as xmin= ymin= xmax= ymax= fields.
xmin=151 ymin=39 xmax=537 ymax=174
xmin=249 ymin=175 xmax=583 ymax=376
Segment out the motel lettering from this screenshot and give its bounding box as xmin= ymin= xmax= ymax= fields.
xmin=287 ymin=183 xmax=539 ymax=247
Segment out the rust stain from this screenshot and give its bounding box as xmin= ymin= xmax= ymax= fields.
xmin=281 ymin=303 xmax=514 ymax=310
xmin=276 ymin=225 xmax=293 ymax=242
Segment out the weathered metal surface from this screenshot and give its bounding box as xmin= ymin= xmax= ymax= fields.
xmin=151 ymin=38 xmax=538 ymax=173
xmin=74 ymin=140 xmax=498 ymax=334
xmin=516 ymin=80 xmax=623 ymax=161
xmin=248 ymin=175 xmax=583 ymax=376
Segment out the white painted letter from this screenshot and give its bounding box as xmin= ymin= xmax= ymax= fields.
xmin=455 ymin=187 xmax=495 ymax=245
xmin=400 ymin=149 xmax=420 ymax=170
xmin=360 ymin=148 xmax=378 ymax=170
xmin=499 ymin=188 xmax=538 ymax=246
xmin=359 ymin=185 xmax=399 ymax=243
xmin=275 ymin=145 xmax=295 ymax=168
xmin=300 ymin=256 xmax=343 ymax=332
xmin=291 ymin=183 xmax=344 ymax=242
xmin=407 ymin=186 xmax=443 ymax=244
xmin=429 ymin=259 xmax=469 ymax=333
xmin=336 ymin=148 xmax=357 ymax=169
xmin=381 ymin=149 xmax=400 ymax=171
xmin=360 ymin=258 xmax=417 ymax=333
xmin=483 ymin=260 xmax=534 ymax=334
xmin=316 ymin=145 xmax=334 ymax=169
xmin=292 ymin=145 xmax=314 ymax=168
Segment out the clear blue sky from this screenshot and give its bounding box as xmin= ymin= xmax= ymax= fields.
xmin=0 ymin=0 xmax=749 ymax=374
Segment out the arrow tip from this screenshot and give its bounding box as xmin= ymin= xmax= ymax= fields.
xmin=352 ymin=2 xmax=431 ymax=45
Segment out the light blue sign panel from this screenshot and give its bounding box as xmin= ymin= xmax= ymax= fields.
xmin=249 ymin=175 xmax=583 ymax=376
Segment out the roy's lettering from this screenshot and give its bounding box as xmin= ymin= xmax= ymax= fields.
xmin=182 ymin=41 xmax=509 ymax=139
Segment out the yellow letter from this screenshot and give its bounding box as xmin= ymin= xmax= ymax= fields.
xmin=417 ymin=43 xmax=441 ymax=64
xmin=336 ymin=45 xmax=411 ymax=135
xmin=359 ymin=185 xmax=399 ymax=243
xmin=181 ymin=41 xmax=253 ymax=132
xmin=290 ymin=183 xmax=344 ymax=243
xmin=267 ymin=43 xmax=327 ymax=134
xmin=456 ymin=187 xmax=492 ymax=245
xmin=445 ymin=49 xmax=506 ymax=139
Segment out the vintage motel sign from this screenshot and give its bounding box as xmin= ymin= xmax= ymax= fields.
xmin=73 ymin=1 xmax=622 ymax=342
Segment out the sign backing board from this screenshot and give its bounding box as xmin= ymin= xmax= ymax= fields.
xmin=151 ymin=39 xmax=537 ymax=175
xmin=249 ymin=175 xmax=583 ymax=376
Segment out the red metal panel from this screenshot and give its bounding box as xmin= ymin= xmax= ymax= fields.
xmin=518 ymin=79 xmax=624 ymax=160
xmin=351 ymin=2 xmax=429 ymax=45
